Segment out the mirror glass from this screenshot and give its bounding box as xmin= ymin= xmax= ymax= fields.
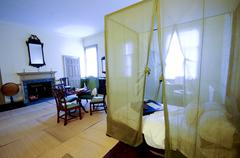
xmin=29 ymin=44 xmax=44 ymax=64
xmin=26 ymin=35 xmax=45 ymax=68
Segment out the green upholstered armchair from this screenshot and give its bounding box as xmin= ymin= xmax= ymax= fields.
xmin=80 ymin=77 xmax=99 ymax=97
xmin=78 ymin=77 xmax=99 ymax=112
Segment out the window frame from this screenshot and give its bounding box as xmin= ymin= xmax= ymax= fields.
xmin=83 ymin=44 xmax=99 ymax=78
xmin=165 ymin=30 xmax=199 ymax=82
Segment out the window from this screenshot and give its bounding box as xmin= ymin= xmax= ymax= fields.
xmin=80 ymin=45 xmax=98 ymax=78
xmin=165 ymin=30 xmax=199 ymax=81
xmin=165 ymin=31 xmax=184 ymax=80
xmin=124 ymin=42 xmax=133 ymax=77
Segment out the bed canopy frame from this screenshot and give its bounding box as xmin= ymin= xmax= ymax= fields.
xmin=105 ymin=0 xmax=240 ymax=157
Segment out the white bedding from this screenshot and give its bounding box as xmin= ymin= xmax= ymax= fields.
xmin=143 ymin=105 xmax=185 ymax=148
xmin=142 ymin=104 xmax=238 ymax=158
xmin=142 ymin=105 xmax=196 ymax=157
xmin=111 ymin=102 xmax=238 ymax=157
xmin=142 ymin=109 xmax=165 ymax=149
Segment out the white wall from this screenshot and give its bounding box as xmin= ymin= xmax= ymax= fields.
xmin=82 ymin=32 xmax=105 ymax=78
xmin=0 ymin=21 xmax=84 ymax=102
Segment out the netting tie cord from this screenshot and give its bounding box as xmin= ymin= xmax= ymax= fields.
xmin=144 ymin=67 xmax=151 ymax=76
xmin=159 ymin=74 xmax=164 ymax=82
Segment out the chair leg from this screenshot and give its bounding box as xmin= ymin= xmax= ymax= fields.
xmin=78 ymin=99 xmax=88 ymax=113
xmin=57 ymin=110 xmax=60 ymax=123
xmin=90 ymin=103 xmax=92 ymax=115
xmin=79 ymin=108 xmax=82 ymax=120
xmin=64 ymin=111 xmax=67 ymax=126
xmin=104 ymin=104 xmax=107 ymax=113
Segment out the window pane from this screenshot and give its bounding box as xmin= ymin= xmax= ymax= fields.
xmin=165 ymin=31 xmax=184 ymax=80
xmin=165 ymin=30 xmax=199 ymax=80
xmin=85 ymin=46 xmax=98 ymax=77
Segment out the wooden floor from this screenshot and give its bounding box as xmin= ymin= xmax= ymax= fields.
xmin=104 ymin=141 xmax=164 ymax=158
xmin=0 ymin=99 xmax=118 ymax=158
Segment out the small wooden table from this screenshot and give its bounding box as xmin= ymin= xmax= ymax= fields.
xmin=1 ymin=82 xmax=19 ymax=104
xmin=75 ymin=88 xmax=91 ymax=113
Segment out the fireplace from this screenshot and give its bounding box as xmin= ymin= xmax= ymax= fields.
xmin=17 ymin=71 xmax=56 ymax=104
xmin=28 ymin=81 xmax=52 ymax=101
xmin=24 ymin=79 xmax=54 ymax=103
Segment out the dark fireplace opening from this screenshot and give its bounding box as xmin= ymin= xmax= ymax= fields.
xmin=27 ymin=81 xmax=52 ymax=102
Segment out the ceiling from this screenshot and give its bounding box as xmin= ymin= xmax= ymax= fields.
xmin=0 ymin=0 xmax=141 ymax=38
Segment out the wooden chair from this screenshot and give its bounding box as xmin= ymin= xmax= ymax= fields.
xmin=89 ymin=87 xmax=107 ymax=115
xmin=59 ymin=77 xmax=70 ymax=88
xmin=59 ymin=77 xmax=75 ymax=95
xmin=54 ymin=82 xmax=77 ymax=102
xmin=52 ymin=88 xmax=81 ymax=125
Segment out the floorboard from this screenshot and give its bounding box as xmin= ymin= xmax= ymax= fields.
xmin=0 ymin=99 xmax=117 ymax=158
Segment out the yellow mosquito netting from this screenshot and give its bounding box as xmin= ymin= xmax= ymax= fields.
xmin=105 ymin=0 xmax=240 ymax=157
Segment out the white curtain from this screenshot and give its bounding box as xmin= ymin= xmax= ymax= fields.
xmin=105 ymin=0 xmax=155 ymax=146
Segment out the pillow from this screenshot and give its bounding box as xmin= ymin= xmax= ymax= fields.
xmin=198 ymin=110 xmax=236 ymax=149
xmin=91 ymin=88 xmax=97 ymax=96
xmin=184 ymin=103 xmax=203 ymax=125
xmin=185 ymin=102 xmax=227 ymax=126
xmin=202 ymin=102 xmax=225 ymax=112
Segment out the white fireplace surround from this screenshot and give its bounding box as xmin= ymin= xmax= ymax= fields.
xmin=17 ymin=71 xmax=56 ymax=104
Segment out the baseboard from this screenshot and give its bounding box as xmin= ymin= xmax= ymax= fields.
xmin=0 ymin=100 xmax=25 ymax=112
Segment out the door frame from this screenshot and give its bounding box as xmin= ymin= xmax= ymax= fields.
xmin=0 ymin=68 xmax=5 ymax=104
xmin=62 ymin=55 xmax=81 ymax=88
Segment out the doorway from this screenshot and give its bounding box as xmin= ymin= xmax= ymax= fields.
xmin=63 ymin=55 xmax=81 ymax=88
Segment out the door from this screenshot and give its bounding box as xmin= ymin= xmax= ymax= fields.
xmin=63 ymin=56 xmax=81 ymax=88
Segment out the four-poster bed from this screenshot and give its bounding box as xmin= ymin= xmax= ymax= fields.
xmin=105 ymin=0 xmax=240 ymax=157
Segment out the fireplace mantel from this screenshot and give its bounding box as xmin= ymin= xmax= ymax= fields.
xmin=17 ymin=71 xmax=56 ymax=81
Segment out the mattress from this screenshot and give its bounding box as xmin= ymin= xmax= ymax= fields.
xmin=142 ymin=104 xmax=238 ymax=158
xmin=142 ymin=105 xmax=196 ymax=157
